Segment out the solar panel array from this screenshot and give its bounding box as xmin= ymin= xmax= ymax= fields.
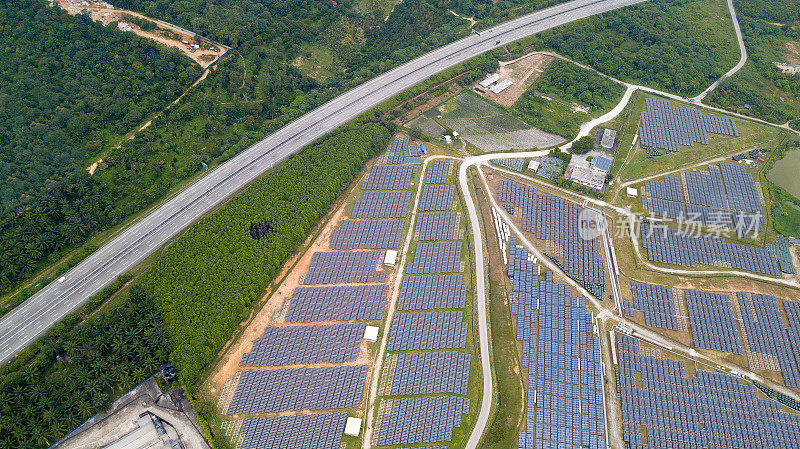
xmin=239 ymin=413 xmax=346 ymax=449
xmin=638 ymin=98 xmax=738 ymax=153
xmin=397 ymin=274 xmax=466 ymax=310
xmin=407 ymin=241 xmax=462 ymax=274
xmin=642 ymin=197 xmax=685 ymax=220
xmin=767 ymin=235 xmax=796 ymax=274
xmin=386 ymin=311 xmax=467 ymax=350
xmin=240 ymin=323 xmax=365 ymax=367
xmin=425 ymin=160 xmax=451 ymax=184
xmin=641 ymin=164 xmax=766 ymax=238
xmin=536 ymin=156 xmax=565 ymax=180
xmin=641 ymin=223 xmax=779 ymax=275
xmin=304 ymin=250 xmax=386 ymax=284
xmin=351 ymin=191 xmax=411 ymax=218
xmin=498 ymin=180 xmax=605 ymax=297
xmin=285 ymin=285 xmax=389 ymax=322
xmin=617 ymin=336 xmax=800 ymax=449
xmin=419 ymin=185 xmax=455 ymax=211
xmin=685 ymin=289 xmax=742 ymax=353
xmin=493 ymin=158 xmax=525 ymax=172
xmin=391 ymin=351 xmax=471 ymax=395
xmin=786 ymin=302 xmax=800 ymax=388
xmin=377 ymin=396 xmax=470 ymax=445
xmin=416 ymin=212 xmax=457 ymax=240
xmin=685 ymin=166 xmax=728 ymax=208
xmin=507 ymin=239 xmax=606 ymax=449
xmin=362 ymin=165 xmax=417 ymax=190
xmin=330 ymin=219 xmax=403 ymax=249
xmin=386 ymin=136 xmax=408 ymax=165
xmin=720 ymin=163 xmax=764 ymax=216
xmin=228 ymin=365 xmax=367 ymax=413
xmin=738 ymin=293 xmax=800 ymax=387
xmin=644 ymin=176 xmax=684 ymax=202
xmin=626 ymin=281 xmax=677 ymax=330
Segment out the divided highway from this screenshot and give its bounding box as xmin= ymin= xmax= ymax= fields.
xmin=0 ymin=0 xmax=646 ymax=365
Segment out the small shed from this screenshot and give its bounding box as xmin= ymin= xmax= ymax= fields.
xmin=384 ymin=250 xmax=398 ymax=266
xmin=626 ymin=187 xmax=638 ymax=198
xmin=344 ymin=417 xmax=362 ymax=437
xmin=363 ymin=326 xmax=379 ymax=342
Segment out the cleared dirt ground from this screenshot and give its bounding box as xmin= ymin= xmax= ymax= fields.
xmin=475 ymin=52 xmax=554 ymax=107
xmin=53 ymin=0 xmax=228 ymax=68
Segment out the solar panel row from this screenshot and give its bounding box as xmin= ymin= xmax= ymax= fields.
xmin=407 ymin=242 xmax=462 ymax=274
xmin=416 ymin=212 xmax=458 ymax=241
xmin=498 ymin=180 xmax=605 ymax=293
xmin=425 ymin=160 xmax=451 ymax=184
xmin=641 ymin=223 xmax=779 ymax=276
xmin=285 ymin=285 xmax=389 ymax=322
xmin=685 ymin=289 xmax=742 ymax=354
xmin=304 ymin=250 xmax=386 ymax=284
xmin=330 ymin=219 xmax=404 ymax=249
xmin=377 ymin=396 xmax=470 ymax=445
xmin=391 ymin=351 xmax=471 ymax=395
xmin=644 ymin=176 xmax=684 ymax=202
xmin=738 ymin=292 xmax=800 ymax=387
xmin=240 ymin=323 xmax=365 ymax=367
xmin=419 ymin=184 xmax=455 ymax=211
xmin=351 ymin=191 xmax=411 ymax=218
xmin=228 ymin=365 xmax=367 ymax=414
xmin=638 ymin=98 xmax=738 ymax=154
xmin=361 ymin=165 xmax=417 ymax=190
xmin=627 ymin=281 xmax=677 ymax=330
xmin=386 ymin=311 xmax=467 ymax=350
xmin=239 ymin=413 xmax=346 ymax=449
xmin=397 ymin=274 xmax=467 ymax=310
xmin=386 ymin=136 xmax=408 ymax=165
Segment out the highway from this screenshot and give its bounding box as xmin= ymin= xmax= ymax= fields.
xmin=0 ymin=0 xmax=646 ymax=365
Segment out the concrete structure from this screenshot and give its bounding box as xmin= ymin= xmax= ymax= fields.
xmin=384 ymin=250 xmax=398 ymax=266
xmin=479 ymin=73 xmax=501 ymax=88
xmin=569 ymin=165 xmax=606 ymax=191
xmin=600 ymin=128 xmax=617 ymax=149
xmin=528 ymin=159 xmax=541 ymax=171
xmin=490 ymin=79 xmax=514 ymax=94
xmin=344 ymin=417 xmax=362 ymax=436
xmin=626 ymin=187 xmax=638 ymax=198
xmin=363 ymin=325 xmax=379 ymax=342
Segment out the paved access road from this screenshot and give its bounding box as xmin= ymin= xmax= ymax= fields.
xmin=0 ymin=0 xmax=645 ymax=365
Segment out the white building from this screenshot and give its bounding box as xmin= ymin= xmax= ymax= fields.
xmin=383 ymin=249 xmax=398 ymax=266
xmin=490 ymin=79 xmax=514 ymax=94
xmin=569 ymin=165 xmax=606 ymax=191
xmin=626 ymin=187 xmax=638 ymax=198
xmin=479 ymin=73 xmax=501 ymax=88
xmin=344 ymin=417 xmax=362 ymax=437
xmin=363 ymin=325 xmax=379 ymax=342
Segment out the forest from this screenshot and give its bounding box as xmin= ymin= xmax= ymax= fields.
xmin=522 ymin=0 xmax=741 ymax=96
xmin=706 ymin=9 xmax=800 ymax=123
xmin=0 ymin=0 xmax=197 ymax=295
xmin=138 ymin=123 xmax=391 ymax=385
xmin=0 ymin=0 xmax=196 ymax=213
xmin=534 ymin=59 xmax=625 ymax=114
xmin=0 ymin=286 xmax=170 ymax=449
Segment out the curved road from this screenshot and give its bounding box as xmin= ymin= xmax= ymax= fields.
xmin=0 ymin=0 xmax=646 ymax=366
xmin=691 ymin=0 xmax=747 ymax=102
